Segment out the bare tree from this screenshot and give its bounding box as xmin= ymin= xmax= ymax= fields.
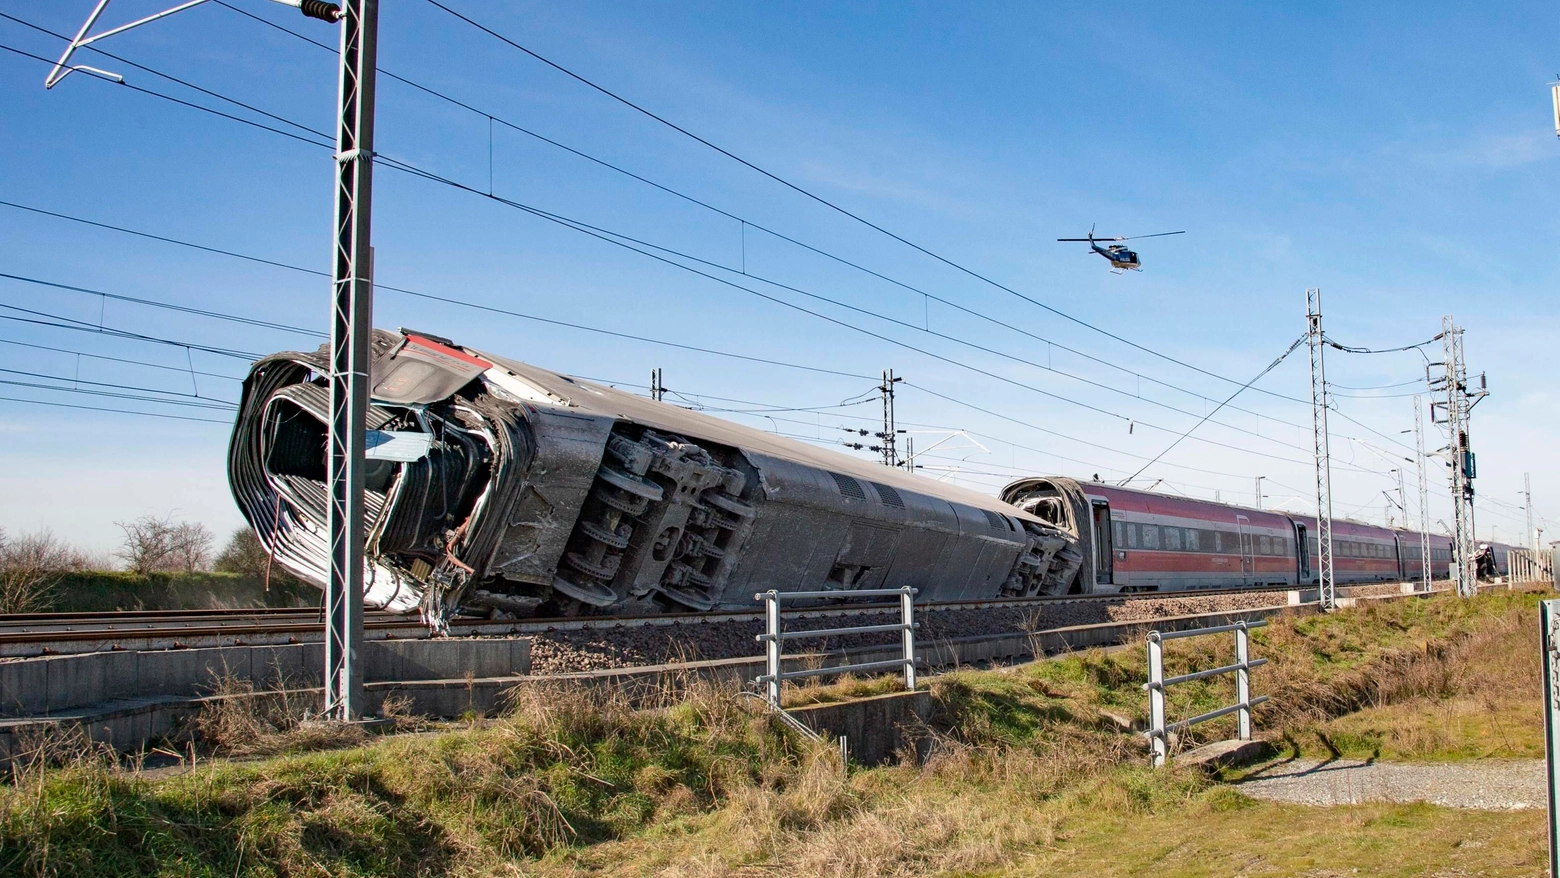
xmin=0 ymin=527 xmax=86 ymax=613
xmin=171 ymin=522 xmax=214 ymax=574
xmin=116 ymin=515 xmax=217 ymax=574
xmin=115 ymin=514 xmax=178 ymax=574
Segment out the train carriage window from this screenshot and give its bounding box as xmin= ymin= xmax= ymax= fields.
xmin=1258 ymin=535 xmax=1271 ymax=555
xmin=1165 ymin=527 xmax=1182 ymax=551
xmin=1126 ymin=523 xmax=1139 ymax=549
xmin=1113 ymin=521 xmax=1125 ymax=549
xmin=1186 ymin=529 xmax=1201 ymax=552
xmin=1213 ymin=531 xmax=1223 ymax=553
xmin=1142 ymin=525 xmax=1160 ymax=550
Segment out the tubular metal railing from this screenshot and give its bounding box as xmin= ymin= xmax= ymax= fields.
xmin=754 ymin=587 xmax=918 ymax=707
xmin=1143 ymin=620 xmax=1270 ymax=767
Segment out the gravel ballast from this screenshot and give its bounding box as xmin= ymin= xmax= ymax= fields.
xmin=526 ymin=591 xmax=1288 ymax=675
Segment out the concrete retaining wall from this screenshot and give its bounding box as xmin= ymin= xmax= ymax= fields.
xmin=0 ymin=637 xmax=531 ymax=718
xmin=788 ymin=690 xmax=932 ymax=766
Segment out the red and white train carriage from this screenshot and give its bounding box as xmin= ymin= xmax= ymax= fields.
xmin=1000 ymin=476 xmax=1475 ymax=593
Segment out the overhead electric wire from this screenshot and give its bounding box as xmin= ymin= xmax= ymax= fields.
xmin=421 ymin=0 xmax=1325 ymax=408
xmin=0 ymin=367 xmax=236 ymax=407
xmin=0 ymin=35 xmax=1401 ymax=484
xmin=0 ymin=302 xmax=261 ymax=360
xmin=0 ymin=394 xmax=231 ymax=424
xmin=208 ymin=0 xmax=1327 ymax=439
xmin=1122 ymin=335 xmax=1307 ymax=484
xmin=0 ymin=377 xmax=235 ymax=410
xmin=1324 ymin=333 xmax=1442 ymax=355
xmin=1330 ymin=377 xmax=1425 ymax=391
xmin=0 ymin=25 xmax=1399 ymax=461
xmin=0 ymin=337 xmax=243 ymax=382
xmin=0 ymin=271 xmax=323 ymax=337
xmin=376 ymin=152 xmax=1346 ymax=470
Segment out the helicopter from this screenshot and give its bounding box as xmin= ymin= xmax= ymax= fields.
xmin=1058 ymin=226 xmax=1184 ymax=273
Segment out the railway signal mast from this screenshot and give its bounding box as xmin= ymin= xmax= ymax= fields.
xmin=45 ymin=0 xmax=376 ymax=721
xmin=1428 ymin=316 xmax=1487 ymax=597
xmin=877 ymin=370 xmax=904 ymax=468
xmin=1306 ymin=289 xmax=1337 ymax=611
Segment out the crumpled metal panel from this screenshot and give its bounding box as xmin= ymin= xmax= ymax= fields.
xmin=228 ymin=329 xmax=1084 ymax=627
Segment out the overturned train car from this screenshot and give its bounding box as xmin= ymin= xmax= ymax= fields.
xmin=228 ymin=329 xmax=1084 ymax=624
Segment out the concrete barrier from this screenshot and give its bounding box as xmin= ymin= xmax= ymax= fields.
xmin=0 ymin=637 xmax=531 ymax=719
xmin=787 ymin=690 xmax=932 ymax=766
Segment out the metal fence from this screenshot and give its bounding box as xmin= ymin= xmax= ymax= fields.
xmin=754 ymin=587 xmax=918 ymax=708
xmin=1144 ymin=620 xmax=1270 ymax=767
xmin=1511 ymin=549 xmax=1554 ymax=584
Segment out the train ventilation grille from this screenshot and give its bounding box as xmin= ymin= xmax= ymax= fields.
xmin=983 ymin=509 xmax=1009 ymax=531
xmin=829 ymin=471 xmax=867 ymax=501
xmin=871 ymin=482 xmax=905 ymax=509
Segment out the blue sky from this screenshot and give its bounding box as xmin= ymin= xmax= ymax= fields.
xmin=0 ymin=0 xmax=1554 ymax=555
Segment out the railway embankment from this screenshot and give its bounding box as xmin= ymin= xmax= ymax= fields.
xmin=0 ymin=587 xmax=1546 ymax=876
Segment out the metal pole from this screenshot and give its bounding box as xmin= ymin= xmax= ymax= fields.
xmin=1147 ymin=632 xmax=1167 ymax=767
xmin=1441 ymin=318 xmax=1479 ymax=596
xmin=1528 ymin=473 xmax=1536 ymax=551
xmin=900 ymin=586 xmax=917 ymax=691
xmin=763 ymin=590 xmax=781 ymax=707
xmin=1542 ymin=599 xmax=1560 ymax=878
xmin=1255 ymin=475 xmax=1264 ymax=511
xmin=1235 ymin=623 xmax=1252 ymax=740
xmin=1307 ymin=288 xmax=1336 ymax=610
xmin=324 ymin=0 xmax=376 ymax=722
xmin=1415 ymin=396 xmax=1431 ymax=592
xmin=878 ymin=369 xmax=901 ymax=467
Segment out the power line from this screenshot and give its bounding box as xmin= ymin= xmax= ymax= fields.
xmin=1123 ymin=335 xmax=1307 ymax=483
xmin=0 ymin=25 xmax=1403 ymax=458
xmin=0 ymin=271 xmax=323 ymax=337
xmin=207 ymin=0 xmax=1329 ymax=438
xmin=379 ymin=152 xmax=1339 ymax=469
xmin=0 ymin=302 xmax=261 ymax=359
xmin=0 ymin=394 xmax=231 ymax=424
xmin=0 ymin=43 xmax=1396 ymax=482
xmin=0 ymin=377 xmax=235 ymax=410
xmin=0 ymin=337 xmax=243 ymax=381
xmin=0 ymin=367 xmax=236 ymax=407
xmin=421 ymin=0 xmax=1322 ymax=408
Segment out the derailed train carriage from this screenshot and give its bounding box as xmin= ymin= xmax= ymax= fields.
xmin=228 ymin=329 xmax=1085 ymax=625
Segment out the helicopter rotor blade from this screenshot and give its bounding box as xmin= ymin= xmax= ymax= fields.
xmin=1118 ymin=230 xmax=1186 ymax=240
xmin=1056 ymin=238 xmax=1096 ymax=242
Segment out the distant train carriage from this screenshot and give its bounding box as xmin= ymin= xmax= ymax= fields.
xmin=1002 ymin=476 xmax=1459 ymax=593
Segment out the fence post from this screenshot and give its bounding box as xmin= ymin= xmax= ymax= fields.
xmin=763 ymin=590 xmax=781 ymax=707
xmin=1542 ymin=600 xmax=1560 ymax=878
xmin=1147 ymin=631 xmax=1167 ymax=767
xmin=901 ymin=587 xmax=917 ymax=691
xmin=1235 ymin=622 xmax=1252 ymax=740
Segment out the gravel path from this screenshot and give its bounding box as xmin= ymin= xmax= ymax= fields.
xmin=1236 ymin=759 xmax=1547 ymax=810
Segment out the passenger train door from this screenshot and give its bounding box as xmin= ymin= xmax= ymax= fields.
xmin=1235 ymin=514 xmax=1254 ymax=585
xmin=1091 ymin=501 xmax=1114 ymax=587
xmin=1295 ymin=523 xmax=1310 ymax=582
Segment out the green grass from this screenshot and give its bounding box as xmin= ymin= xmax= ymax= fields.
xmin=1 ymin=589 xmax=1547 ymax=877
xmin=46 ymin=571 xmax=314 ymax=612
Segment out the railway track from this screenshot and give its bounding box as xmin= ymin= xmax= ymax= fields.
xmin=0 ymin=585 xmax=1308 ymax=658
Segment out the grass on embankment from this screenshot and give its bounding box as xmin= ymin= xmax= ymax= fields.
xmin=0 ymin=589 xmax=1547 ymax=877
xmin=47 ymin=571 xmax=315 ymax=613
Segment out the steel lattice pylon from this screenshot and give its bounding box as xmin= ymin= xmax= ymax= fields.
xmin=324 ymin=0 xmax=377 ymax=721
xmin=1306 ymin=289 xmax=1336 ymax=610
xmin=1437 ymin=317 xmax=1482 ymax=597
